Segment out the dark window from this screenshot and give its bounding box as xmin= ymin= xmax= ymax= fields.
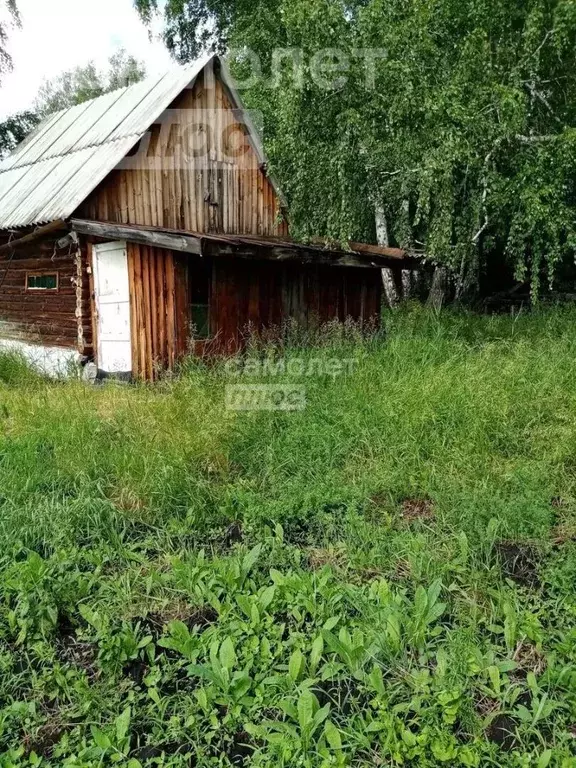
xmin=190 ymin=259 xmax=211 ymax=339
xmin=26 ymin=273 xmax=58 ymax=290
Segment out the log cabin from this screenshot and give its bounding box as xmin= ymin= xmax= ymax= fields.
xmin=0 ymin=55 xmax=416 ymax=379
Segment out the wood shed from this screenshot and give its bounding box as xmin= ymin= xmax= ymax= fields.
xmin=0 ymin=55 xmax=417 ymax=379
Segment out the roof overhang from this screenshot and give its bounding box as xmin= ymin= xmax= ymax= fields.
xmin=69 ymin=219 xmax=424 ymax=269
xmin=0 ymin=54 xmax=288 ymax=230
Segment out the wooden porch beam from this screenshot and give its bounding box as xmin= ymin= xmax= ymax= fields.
xmin=309 ymin=236 xmax=410 ymax=260
xmin=348 ymin=241 xmax=411 ymax=260
xmin=203 ymin=241 xmax=423 ymax=269
xmin=70 ymin=219 xmax=203 ymax=256
xmin=71 ymin=218 xmax=423 ymax=269
xmin=204 ymin=244 xmax=422 ymax=269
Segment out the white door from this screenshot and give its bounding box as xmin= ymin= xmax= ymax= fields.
xmin=92 ymin=241 xmax=132 ymax=373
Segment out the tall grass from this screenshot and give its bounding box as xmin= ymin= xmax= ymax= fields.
xmin=2 ymin=305 xmax=573 ymax=552
xmin=1 ymin=306 xmax=576 ymax=765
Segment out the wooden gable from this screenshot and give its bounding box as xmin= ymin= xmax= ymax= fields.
xmin=76 ymin=69 xmax=288 ymax=238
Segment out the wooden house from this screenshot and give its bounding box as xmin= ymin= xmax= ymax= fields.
xmin=0 ymin=55 xmax=415 ymax=379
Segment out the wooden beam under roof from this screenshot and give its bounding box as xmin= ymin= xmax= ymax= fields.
xmin=0 ymin=220 xmax=67 ymax=255
xmin=200 ymin=239 xmax=422 ymax=269
xmin=70 ymin=219 xmax=203 ymax=255
xmin=70 ymin=218 xmax=424 ymax=269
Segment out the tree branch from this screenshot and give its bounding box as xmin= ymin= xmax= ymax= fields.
xmin=515 ymin=134 xmax=558 ymax=143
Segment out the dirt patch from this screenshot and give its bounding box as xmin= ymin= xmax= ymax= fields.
xmin=495 ymin=541 xmax=541 ymax=587
xmin=483 ymin=688 xmax=532 ymax=752
xmin=486 ymin=712 xmax=518 ymax=751
xmin=124 ymin=658 xmax=148 ymax=686
xmin=57 ymin=636 xmax=99 ymax=679
xmin=221 ymin=520 xmax=243 ymax=549
xmin=23 ymin=722 xmax=68 ymax=758
xmin=228 ymin=730 xmax=254 ymax=766
xmin=157 ymin=661 xmax=198 ymax=696
xmin=54 ymin=611 xmax=99 ymax=680
xmin=138 ymin=601 xmax=219 ymax=642
xmin=315 ymin=679 xmax=363 ymax=716
xmin=512 ymin=642 xmax=546 ymax=678
xmin=55 ymin=611 xmax=77 ymax=639
xmin=399 ymin=497 xmax=435 ymax=524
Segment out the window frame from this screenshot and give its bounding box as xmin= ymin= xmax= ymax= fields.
xmin=25 ymin=272 xmax=59 ymax=292
xmin=189 ymin=258 xmax=212 ymax=341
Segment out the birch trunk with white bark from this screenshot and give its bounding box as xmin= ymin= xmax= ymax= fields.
xmin=375 ymin=205 xmax=399 ymax=308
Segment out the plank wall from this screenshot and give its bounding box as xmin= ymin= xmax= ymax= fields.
xmin=77 ymin=74 xmax=288 ymax=238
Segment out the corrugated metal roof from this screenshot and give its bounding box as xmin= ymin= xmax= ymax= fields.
xmin=0 ymin=56 xmax=213 ymax=230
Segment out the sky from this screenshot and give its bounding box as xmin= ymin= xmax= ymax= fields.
xmin=0 ymin=0 xmax=173 ymax=120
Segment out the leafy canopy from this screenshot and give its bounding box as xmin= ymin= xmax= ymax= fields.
xmin=0 ymin=47 xmax=146 ymax=160
xmin=34 ymin=48 xmax=146 ymax=116
xmin=137 ymin=0 xmax=576 ymax=296
xmin=0 ymin=110 xmax=38 ymax=158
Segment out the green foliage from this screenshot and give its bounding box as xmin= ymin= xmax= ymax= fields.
xmin=0 ymin=349 xmax=42 ymax=385
xmin=34 ymin=48 xmax=146 ymax=116
xmin=0 ymin=111 xmax=39 ymax=158
xmin=2 ymin=308 xmax=576 ymax=763
xmin=137 ymin=0 xmax=576 ymax=297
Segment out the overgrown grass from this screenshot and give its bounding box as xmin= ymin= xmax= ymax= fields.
xmin=1 ymin=305 xmax=576 ymax=766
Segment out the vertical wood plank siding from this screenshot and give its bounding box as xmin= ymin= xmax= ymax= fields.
xmin=128 ymin=249 xmax=381 ymax=379
xmin=206 ymin=258 xmax=381 ymax=356
xmin=127 ymin=242 xmax=181 ymax=380
xmin=78 ymin=76 xmax=288 ymax=238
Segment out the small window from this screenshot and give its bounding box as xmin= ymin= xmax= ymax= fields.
xmin=190 ymin=259 xmax=211 ymax=339
xmin=26 ymin=273 xmax=58 ymax=291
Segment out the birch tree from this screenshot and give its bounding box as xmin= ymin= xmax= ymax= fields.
xmin=137 ymin=0 xmax=576 ymax=297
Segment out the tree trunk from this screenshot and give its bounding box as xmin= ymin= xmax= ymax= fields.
xmin=427 ymin=266 xmax=447 ymax=312
xmin=375 ymin=205 xmax=399 ymax=308
xmin=401 ymin=269 xmax=413 ymax=299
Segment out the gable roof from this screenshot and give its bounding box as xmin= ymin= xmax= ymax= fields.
xmin=0 ymin=55 xmax=277 ymax=231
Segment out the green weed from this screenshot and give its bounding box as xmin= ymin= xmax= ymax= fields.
xmin=1 ymin=307 xmax=576 ymax=765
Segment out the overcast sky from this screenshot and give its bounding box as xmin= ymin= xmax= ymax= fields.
xmin=0 ymin=0 xmax=172 ymax=119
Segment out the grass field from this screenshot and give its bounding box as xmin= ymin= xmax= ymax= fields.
xmin=1 ymin=305 xmax=576 ymax=766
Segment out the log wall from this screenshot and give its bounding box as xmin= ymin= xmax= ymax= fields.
xmin=123 ymin=242 xmax=194 ymax=380
xmin=0 ymin=238 xmax=91 ymax=352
